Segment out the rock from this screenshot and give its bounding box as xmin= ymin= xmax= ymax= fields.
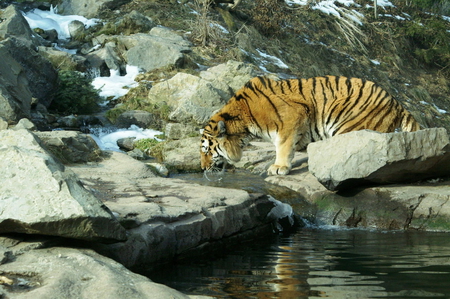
xmin=85 ymin=41 xmax=125 ymax=76
xmin=120 ymin=27 xmax=192 ymax=72
xmin=0 ymin=42 xmax=33 ymax=122
xmin=0 ymin=245 xmax=194 ymax=299
xmin=0 ymin=117 xmax=8 ymax=130
xmin=0 ymin=6 xmax=58 ymax=109
xmin=37 ymin=46 xmax=88 ymax=72
xmin=307 ymin=128 xmax=450 ymax=191
xmin=0 ymin=129 xmax=126 ymax=241
xmin=117 ymin=137 xmax=136 ymax=151
xmin=13 ymin=118 xmax=36 ymax=131
xmin=127 ymin=148 xmax=150 ymax=160
xmin=148 ymin=73 xmax=226 ymax=125
xmin=57 ymin=114 xmax=79 ymax=128
xmin=115 ymin=110 xmax=156 ymax=128
xmin=0 ymin=5 xmax=38 ymax=48
xmin=161 ymin=137 xmax=203 ymax=172
xmin=68 ymin=20 xmax=86 ymax=39
xmin=68 ymin=151 xmax=275 ymax=268
xmin=147 ymin=61 xmax=259 ymax=126
xmin=58 ymin=0 xmax=132 ymax=18
xmin=253 ymin=142 xmax=450 ymax=231
xmin=165 ymin=122 xmax=199 ymax=140
xmin=114 ymin=10 xmax=155 ymax=34
xmin=35 ymin=130 xmax=102 ymax=163
xmin=200 ymin=60 xmax=259 ymax=92
xmin=146 ymin=162 xmax=169 ymax=177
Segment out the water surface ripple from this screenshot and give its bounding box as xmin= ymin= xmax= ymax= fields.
xmin=149 ymin=228 xmax=450 ymax=298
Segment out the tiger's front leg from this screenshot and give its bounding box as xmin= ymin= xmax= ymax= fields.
xmin=267 ymin=135 xmax=296 ymax=176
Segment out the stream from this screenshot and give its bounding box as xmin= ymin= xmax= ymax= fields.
xmin=145 ymin=172 xmax=450 ymax=298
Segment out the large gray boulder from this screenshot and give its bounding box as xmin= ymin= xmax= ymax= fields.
xmin=0 ymin=43 xmax=32 ymax=122
xmin=147 ymin=61 xmax=258 ymax=126
xmin=0 ymin=129 xmax=127 ymax=241
xmin=0 ymin=5 xmax=37 ymax=47
xmin=120 ymin=27 xmax=192 ymax=72
xmin=89 ymin=27 xmax=192 ymax=74
xmin=307 ymin=128 xmax=450 ymax=191
xmin=0 ymin=244 xmax=194 ymax=299
xmin=148 ymin=72 xmax=226 ymax=125
xmin=0 ymin=6 xmax=57 ymax=120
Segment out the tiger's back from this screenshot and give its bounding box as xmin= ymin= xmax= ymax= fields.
xmin=200 ymin=75 xmax=420 ymax=175
xmin=282 ymin=76 xmax=420 ymax=143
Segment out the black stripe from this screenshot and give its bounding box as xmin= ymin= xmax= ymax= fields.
xmin=253 ymin=85 xmax=283 ymax=122
xmin=257 ymin=76 xmax=267 ymax=88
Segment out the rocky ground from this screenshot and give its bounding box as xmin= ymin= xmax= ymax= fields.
xmin=1 ymin=0 xmax=450 ymax=297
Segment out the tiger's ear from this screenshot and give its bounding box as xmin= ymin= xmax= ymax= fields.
xmin=218 ymin=120 xmax=227 ymax=137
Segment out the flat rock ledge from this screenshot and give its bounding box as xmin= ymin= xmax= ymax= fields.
xmin=68 ymin=151 xmax=275 ymax=269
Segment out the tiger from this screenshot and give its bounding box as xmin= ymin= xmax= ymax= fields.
xmin=200 ymin=75 xmax=420 ymax=176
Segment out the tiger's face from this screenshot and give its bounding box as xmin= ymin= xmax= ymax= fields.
xmin=200 ymin=134 xmax=226 ymax=171
xmin=200 ymin=120 xmax=243 ymax=171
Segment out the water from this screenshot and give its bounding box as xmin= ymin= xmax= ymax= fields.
xmin=147 ymin=172 xmax=450 ymax=298
xmin=148 ymin=228 xmax=450 ymax=298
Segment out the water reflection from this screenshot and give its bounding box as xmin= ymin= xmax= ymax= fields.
xmin=148 ymin=228 xmax=450 ymax=298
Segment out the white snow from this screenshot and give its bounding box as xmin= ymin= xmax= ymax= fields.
xmin=23 ymin=6 xmax=99 ymax=40
xmin=256 ymin=49 xmax=289 ymax=69
xmin=92 ymin=65 xmax=141 ymax=101
xmin=90 ymin=125 xmax=163 ymax=151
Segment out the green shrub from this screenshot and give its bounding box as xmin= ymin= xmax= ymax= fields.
xmin=403 ymin=16 xmax=450 ymax=68
xmin=50 ymin=70 xmax=102 ymax=115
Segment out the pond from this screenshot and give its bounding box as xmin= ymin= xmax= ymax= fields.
xmin=145 ymin=172 xmax=450 ymax=298
xmin=147 ymin=228 xmax=450 ymax=298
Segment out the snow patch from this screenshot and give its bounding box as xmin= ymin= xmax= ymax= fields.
xmin=23 ymin=6 xmax=99 ymax=40
xmin=90 ymin=125 xmax=163 ymax=152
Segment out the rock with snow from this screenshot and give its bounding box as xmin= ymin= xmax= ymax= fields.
xmin=307 ymin=128 xmax=450 ymax=191
xmin=0 ymin=129 xmax=126 ymax=241
xmin=85 ymin=41 xmax=125 ymax=76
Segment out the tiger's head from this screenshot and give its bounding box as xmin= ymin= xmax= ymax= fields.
xmin=200 ymin=120 xmax=243 ymax=171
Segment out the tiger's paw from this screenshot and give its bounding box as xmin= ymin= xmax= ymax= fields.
xmin=267 ymin=164 xmax=291 ymax=176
